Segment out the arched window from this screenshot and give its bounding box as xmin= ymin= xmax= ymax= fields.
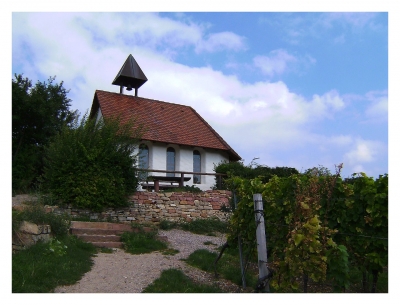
xmin=193 ymin=150 xmax=201 ymax=184
xmin=166 ymin=147 xmax=175 ymax=177
xmin=138 ymin=144 xmax=149 ymax=180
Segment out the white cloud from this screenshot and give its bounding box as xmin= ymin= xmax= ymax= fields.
xmin=308 ymin=90 xmax=345 ymax=119
xmin=322 ymin=13 xmax=378 ymax=29
xmin=343 ymin=139 xmax=385 ymax=175
xmin=333 ymin=34 xmax=346 ymax=44
xmin=195 ymin=31 xmax=246 ymax=53
xmin=253 ymin=49 xmax=297 ymax=77
xmin=365 ymin=91 xmax=388 ymax=121
xmin=329 ymin=135 xmax=353 ymax=146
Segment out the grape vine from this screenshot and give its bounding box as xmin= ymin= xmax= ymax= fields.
xmin=226 ymin=166 xmax=388 ymax=292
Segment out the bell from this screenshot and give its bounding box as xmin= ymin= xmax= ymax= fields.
xmin=126 ymin=85 xmax=133 ymax=91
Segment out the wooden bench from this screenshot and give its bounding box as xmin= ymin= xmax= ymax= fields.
xmin=142 ymin=175 xmax=191 ymax=192
xmin=140 ymin=183 xmax=178 ymax=190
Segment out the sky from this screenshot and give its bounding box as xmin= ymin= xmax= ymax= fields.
xmin=10 ymin=8 xmax=390 ymax=180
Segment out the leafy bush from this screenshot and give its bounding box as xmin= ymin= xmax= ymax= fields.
xmin=213 ymin=159 xmax=299 ymax=190
xmin=41 ymin=114 xmax=143 ymax=212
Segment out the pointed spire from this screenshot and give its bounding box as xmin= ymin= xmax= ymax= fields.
xmin=112 ymin=54 xmax=148 ymax=96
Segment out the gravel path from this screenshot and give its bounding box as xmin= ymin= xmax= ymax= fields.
xmin=12 ymin=195 xmax=249 ymax=293
xmin=53 ymin=229 xmax=249 ymax=293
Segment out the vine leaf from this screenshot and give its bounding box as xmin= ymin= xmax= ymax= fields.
xmin=294 ymin=233 xmax=304 ymax=246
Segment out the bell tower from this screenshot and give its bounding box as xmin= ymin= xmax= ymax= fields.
xmin=112 ymin=54 xmax=148 ymax=96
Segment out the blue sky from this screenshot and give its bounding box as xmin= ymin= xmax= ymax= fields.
xmin=10 ymin=9 xmax=390 ymax=179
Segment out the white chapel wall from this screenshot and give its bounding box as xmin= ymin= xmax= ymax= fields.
xmin=136 ymin=142 xmax=229 ymax=190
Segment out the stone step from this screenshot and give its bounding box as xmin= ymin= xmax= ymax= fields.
xmin=70 ymin=221 xmax=133 ymax=230
xmin=69 ymin=221 xmax=159 ymax=249
xmin=70 ymin=221 xmax=135 ymax=248
xmin=76 ymin=234 xmax=121 ymax=242
xmin=70 ymin=228 xmax=132 ymax=236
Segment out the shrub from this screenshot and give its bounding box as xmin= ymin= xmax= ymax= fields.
xmin=41 ymin=113 xmax=143 ymax=212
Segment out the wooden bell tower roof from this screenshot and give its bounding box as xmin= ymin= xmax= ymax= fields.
xmin=112 ymin=54 xmax=147 ymax=96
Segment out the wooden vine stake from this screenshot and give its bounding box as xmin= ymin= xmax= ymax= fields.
xmin=253 ymin=193 xmax=269 ymax=292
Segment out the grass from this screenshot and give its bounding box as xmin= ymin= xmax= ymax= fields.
xmin=159 ymin=219 xmax=179 ymax=230
xmin=99 ymin=247 xmax=114 ymax=253
xmin=12 ymin=235 xmax=97 ymax=293
xmin=143 ymin=268 xmax=223 ymax=293
xmin=185 ymin=248 xmax=258 ymax=288
xmin=160 ymin=248 xmax=180 ymax=256
xmin=120 ymin=230 xmax=168 ymax=254
xmin=160 ymin=218 xmax=228 ymax=235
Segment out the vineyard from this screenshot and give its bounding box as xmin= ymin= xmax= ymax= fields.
xmin=224 ymin=165 xmax=388 ymax=292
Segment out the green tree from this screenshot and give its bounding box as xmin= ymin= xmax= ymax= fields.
xmin=12 ymin=74 xmax=77 ymax=192
xmin=41 ymin=114 xmax=143 ymax=212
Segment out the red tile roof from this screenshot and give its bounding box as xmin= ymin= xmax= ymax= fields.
xmin=90 ymin=90 xmax=241 ymax=161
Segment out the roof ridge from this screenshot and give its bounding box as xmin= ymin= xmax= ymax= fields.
xmin=95 ymin=89 xmax=190 ymax=108
xmin=187 ymin=107 xmax=241 ymax=161
xmin=94 ymin=90 xmax=241 ymax=161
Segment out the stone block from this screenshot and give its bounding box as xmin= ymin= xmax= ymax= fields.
xmin=32 ymin=234 xmax=51 ymax=243
xmin=19 ymin=221 xmax=40 ymax=235
xmin=38 ymin=225 xmax=51 ymax=234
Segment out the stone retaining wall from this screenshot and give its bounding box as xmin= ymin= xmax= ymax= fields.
xmin=46 ymin=190 xmax=232 ymax=223
xmin=13 ymin=221 xmax=52 ymax=252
